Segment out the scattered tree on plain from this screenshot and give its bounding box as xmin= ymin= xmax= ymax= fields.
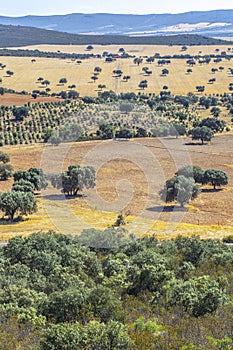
xmin=59 ymin=78 xmax=67 ymax=85
xmin=51 ymin=164 xmax=95 ymax=196
xmin=203 ymin=169 xmax=228 ymax=190
xmin=0 ymin=190 xmax=37 ymax=221
xmin=123 ymin=75 xmax=131 ymax=82
xmin=0 ymin=163 xmax=13 ymax=180
xmin=14 ymin=168 xmax=48 ymax=192
xmin=191 ymin=126 xmax=214 ymax=144
xmin=160 ymin=175 xmax=201 ymax=207
xmin=139 ymin=80 xmax=148 ymax=90
xmin=133 ymin=57 xmax=143 ymax=65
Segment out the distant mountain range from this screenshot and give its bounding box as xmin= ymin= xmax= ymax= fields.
xmin=0 ymin=10 xmax=233 ymax=37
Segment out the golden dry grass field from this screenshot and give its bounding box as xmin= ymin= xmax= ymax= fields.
xmin=0 ymin=44 xmax=233 ymax=98
xmin=1 ymin=135 xmax=233 ymax=241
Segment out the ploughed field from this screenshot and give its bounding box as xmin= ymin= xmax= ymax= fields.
xmin=1 ymin=135 xmax=233 ymax=240
xmin=0 ymin=44 xmax=233 ymax=99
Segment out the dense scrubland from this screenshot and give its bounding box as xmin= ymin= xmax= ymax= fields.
xmin=1 ymin=231 xmax=233 ymax=349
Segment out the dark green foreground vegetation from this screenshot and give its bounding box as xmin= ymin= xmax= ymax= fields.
xmin=0 ymin=231 xmax=233 ymax=349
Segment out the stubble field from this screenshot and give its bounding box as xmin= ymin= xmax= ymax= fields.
xmin=0 ymin=44 xmax=233 ymax=99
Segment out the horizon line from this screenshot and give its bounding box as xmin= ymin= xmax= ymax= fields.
xmin=1 ymin=8 xmax=233 ymax=17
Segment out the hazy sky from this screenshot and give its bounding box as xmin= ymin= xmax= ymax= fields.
xmin=1 ymin=0 xmax=233 ymax=16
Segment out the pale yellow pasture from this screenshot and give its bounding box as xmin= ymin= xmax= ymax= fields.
xmin=0 ymin=44 xmax=232 ymax=97
xmin=14 ymin=44 xmax=233 ymax=56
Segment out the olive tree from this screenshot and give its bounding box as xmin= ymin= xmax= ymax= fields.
xmin=12 ymin=179 xmax=35 ymax=193
xmin=12 ymin=106 xmax=29 ymax=121
xmin=160 ymin=175 xmax=201 ymax=207
xmin=51 ymin=164 xmax=95 ymax=196
xmin=203 ymin=169 xmax=228 ymax=190
xmin=176 ymin=165 xmax=204 ymax=184
xmin=0 ymin=151 xmax=10 ymax=163
xmin=191 ymin=126 xmax=214 ymax=144
xmin=13 ymin=168 xmax=48 ymax=192
xmin=0 ymin=164 xmax=13 ymax=180
xmin=0 ymin=151 xmax=12 ymax=180
xmin=0 ymin=190 xmax=37 ymax=221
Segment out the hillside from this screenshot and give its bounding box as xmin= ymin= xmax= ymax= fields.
xmin=0 ymin=10 xmax=233 ymax=37
xmin=0 ymin=25 xmax=230 ymax=48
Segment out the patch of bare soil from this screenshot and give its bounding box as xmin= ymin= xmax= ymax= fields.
xmin=0 ymin=93 xmax=60 ymax=106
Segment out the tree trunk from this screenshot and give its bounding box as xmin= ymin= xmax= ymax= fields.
xmin=10 ymin=210 xmax=16 ymax=222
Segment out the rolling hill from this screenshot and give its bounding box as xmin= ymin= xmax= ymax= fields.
xmin=0 ymin=24 xmax=230 ymax=48
xmin=0 ymin=10 xmax=233 ymax=37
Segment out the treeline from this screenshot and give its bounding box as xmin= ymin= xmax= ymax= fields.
xmin=0 ymin=49 xmax=100 ymax=60
xmin=0 ymin=48 xmax=233 ymax=60
xmin=0 ymin=231 xmax=233 ymax=349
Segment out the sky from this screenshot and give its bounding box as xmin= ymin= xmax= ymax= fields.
xmin=1 ymin=0 xmax=233 ymax=16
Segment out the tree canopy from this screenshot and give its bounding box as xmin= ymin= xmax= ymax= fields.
xmin=160 ymin=175 xmax=201 ymax=207
xmin=0 ymin=190 xmax=37 ymax=221
xmin=13 ymin=168 xmax=48 ymax=192
xmin=0 ymin=163 xmax=13 ymax=180
xmin=191 ymin=126 xmax=214 ymax=144
xmin=176 ymin=165 xmax=204 ymax=184
xmin=0 ymin=151 xmax=13 ymax=180
xmin=0 ymin=231 xmax=232 ymax=348
xmin=12 ymin=106 xmax=29 ymax=121
xmin=51 ymin=164 xmax=95 ymax=196
xmin=203 ymin=169 xmax=228 ymax=189
xmin=0 ymin=151 xmax=10 ymax=163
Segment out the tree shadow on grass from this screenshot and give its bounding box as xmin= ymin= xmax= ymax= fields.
xmin=184 ymin=142 xmax=206 ymax=146
xmin=201 ymin=188 xmax=223 ymax=193
xmin=0 ymin=216 xmax=29 ymax=225
xmin=147 ymin=205 xmax=187 ymax=213
xmin=41 ymin=193 xmax=86 ymax=201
